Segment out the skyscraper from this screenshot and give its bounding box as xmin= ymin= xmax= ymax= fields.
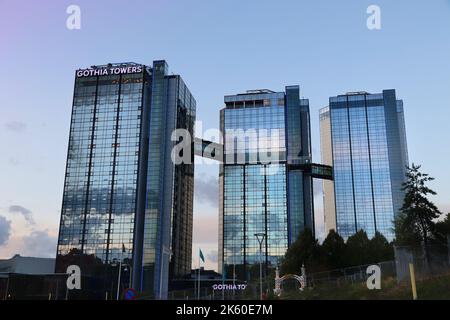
xmin=320 ymin=90 xmax=408 ymax=241
xmin=55 ymin=61 xmax=196 ymax=299
xmin=218 ymin=86 xmax=315 ymax=280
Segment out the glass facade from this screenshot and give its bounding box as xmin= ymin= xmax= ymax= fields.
xmin=321 ymin=90 xmax=408 ymax=241
xmin=219 ymin=87 xmax=313 ymax=280
xmin=56 ymin=61 xmax=196 ymax=299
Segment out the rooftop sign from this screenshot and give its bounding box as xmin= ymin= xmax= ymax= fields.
xmin=76 ymin=65 xmax=143 ymax=78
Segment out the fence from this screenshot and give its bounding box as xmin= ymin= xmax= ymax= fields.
xmin=394 ymin=243 xmax=450 ymax=282
xmin=0 ymin=273 xmax=69 ymax=300
xmin=0 ymin=273 xmax=116 ymax=300
xmin=306 ymin=261 xmax=396 ymax=288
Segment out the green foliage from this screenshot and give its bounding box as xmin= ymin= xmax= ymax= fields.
xmin=281 ymin=274 xmax=450 ymax=300
xmin=394 ymin=211 xmax=422 ymax=246
xmin=345 ymin=230 xmax=371 ymax=266
xmin=395 ymin=164 xmax=442 ymax=246
xmin=321 ymin=229 xmax=346 ymax=269
xmin=280 ymin=228 xmax=395 ymax=275
xmin=280 ymin=228 xmax=326 ymax=274
xmin=435 ymin=213 xmax=450 ymax=241
xmin=368 ymin=231 xmax=394 ymax=263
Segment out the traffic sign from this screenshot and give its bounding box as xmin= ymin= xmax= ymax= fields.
xmin=123 ymin=288 xmax=138 ymax=300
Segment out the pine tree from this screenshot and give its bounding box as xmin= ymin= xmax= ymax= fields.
xmin=345 ymin=230 xmax=371 ymax=266
xmin=321 ymin=229 xmax=346 ymax=269
xmin=368 ymin=231 xmax=394 ymax=263
xmin=395 ymin=164 xmax=442 ymax=246
xmin=435 ymin=213 xmax=450 ymax=242
xmin=280 ymin=229 xmax=325 ymax=274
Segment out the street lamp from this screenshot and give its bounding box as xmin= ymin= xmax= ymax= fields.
xmin=159 ymin=246 xmax=172 ymax=300
xmin=116 ymin=244 xmax=127 ymax=300
xmin=254 ymin=232 xmax=266 ymax=300
xmin=115 ymin=257 xmax=123 ymax=300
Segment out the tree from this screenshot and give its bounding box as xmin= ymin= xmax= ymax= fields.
xmin=394 ymin=211 xmax=422 ymax=246
xmin=368 ymin=231 xmax=394 ymax=263
xmin=345 ymin=230 xmax=371 ymax=266
xmin=435 ymin=213 xmax=450 ymax=242
xmin=321 ymin=229 xmax=346 ymax=269
xmin=280 ymin=229 xmax=325 ymax=275
xmin=395 ymin=164 xmax=442 ymax=246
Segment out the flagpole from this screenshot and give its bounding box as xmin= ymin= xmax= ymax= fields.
xmin=116 ymin=250 xmax=123 ymax=300
xmin=233 ymin=262 xmax=236 ymax=299
xmin=222 ymin=266 xmax=225 ymax=300
xmin=197 ymin=249 xmax=201 ymax=300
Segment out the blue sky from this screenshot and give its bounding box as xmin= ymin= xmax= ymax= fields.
xmin=0 ymin=0 xmax=449 ymax=270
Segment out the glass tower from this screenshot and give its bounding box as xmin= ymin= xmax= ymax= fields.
xmin=55 ymin=61 xmax=196 ymax=299
xmin=320 ymin=90 xmax=408 ymax=241
xmin=219 ymin=87 xmax=314 ymax=280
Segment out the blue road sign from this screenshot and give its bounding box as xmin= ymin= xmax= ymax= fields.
xmin=123 ymin=288 xmax=138 ymax=300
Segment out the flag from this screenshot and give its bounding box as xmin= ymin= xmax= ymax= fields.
xmin=199 ymin=249 xmax=205 ymax=263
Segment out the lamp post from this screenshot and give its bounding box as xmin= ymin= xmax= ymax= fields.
xmin=116 ymin=257 xmax=122 ymax=300
xmin=254 ymin=232 xmax=266 ymax=300
xmin=233 ymin=258 xmax=236 ymax=299
xmin=116 ymin=243 xmax=126 ymax=300
xmin=160 ymin=246 xmax=173 ymax=300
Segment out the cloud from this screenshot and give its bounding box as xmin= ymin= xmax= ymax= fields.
xmin=8 ymin=158 xmax=21 ymax=166
xmin=0 ymin=216 xmax=12 ymax=246
xmin=437 ymin=203 xmax=450 ymax=220
xmin=192 ymin=245 xmax=218 ymax=271
xmin=441 ymin=203 xmax=450 ymax=214
xmin=207 ymin=250 xmax=218 ymax=263
xmin=20 ymin=230 xmax=57 ymax=258
xmin=193 ymin=214 xmax=218 ymax=244
xmin=195 ymin=176 xmax=218 ymax=207
xmin=5 ymin=121 xmax=27 ymax=132
xmin=8 ymin=205 xmax=35 ymax=225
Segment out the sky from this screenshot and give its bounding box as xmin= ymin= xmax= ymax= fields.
xmin=0 ymin=0 xmax=449 ymax=271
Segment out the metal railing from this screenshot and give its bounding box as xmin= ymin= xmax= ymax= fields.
xmin=306 ymin=261 xmax=396 ymax=287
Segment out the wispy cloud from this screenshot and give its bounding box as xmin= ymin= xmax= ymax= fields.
xmin=4 ymin=121 xmax=27 ymax=133
xmin=438 ymin=203 xmax=450 ymax=219
xmin=8 ymin=205 xmax=35 ymax=225
xmin=193 ymin=214 xmax=218 ymax=244
xmin=8 ymin=157 xmax=21 ymax=166
xmin=207 ymin=250 xmax=218 ymax=263
xmin=0 ymin=215 xmax=12 ymax=246
xmin=195 ymin=176 xmax=218 ymax=207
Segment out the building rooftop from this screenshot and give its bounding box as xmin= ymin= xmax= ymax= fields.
xmin=86 ymin=62 xmax=144 ymax=69
xmin=337 ymin=91 xmax=371 ymax=96
xmin=0 ymin=255 xmax=55 ymax=275
xmin=240 ymin=89 xmax=275 ymax=95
